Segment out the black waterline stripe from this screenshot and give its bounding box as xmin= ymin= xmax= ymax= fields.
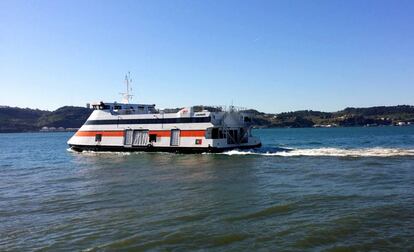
xmin=84 ymin=117 xmax=211 ymax=125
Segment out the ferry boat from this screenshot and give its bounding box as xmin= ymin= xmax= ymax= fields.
xmin=67 ymin=74 xmax=262 ymax=153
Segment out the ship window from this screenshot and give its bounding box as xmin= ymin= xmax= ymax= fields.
xmin=212 ymin=128 xmax=219 ymax=139
xmin=227 ymin=130 xmax=238 ymax=144
xmin=114 ymin=105 xmax=122 ymax=110
xmin=149 ymin=134 xmax=157 ymax=142
xmin=98 ymin=105 xmax=110 ymax=110
xmin=219 ymin=129 xmax=225 ymax=139
xmin=209 ymin=128 xmax=226 ymax=139
xmin=95 ymin=134 xmax=102 ymax=142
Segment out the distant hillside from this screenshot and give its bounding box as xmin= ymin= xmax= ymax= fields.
xmin=0 ymin=106 xmax=92 ymax=133
xmin=252 ymin=105 xmax=414 ymax=128
xmin=0 ymin=107 xmax=49 ymax=132
xmin=37 ymin=106 xmax=92 ymax=128
xmin=337 ymin=105 xmax=414 ymax=117
xmin=0 ymin=105 xmax=413 ymax=133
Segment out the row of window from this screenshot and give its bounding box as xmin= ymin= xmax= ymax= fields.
xmin=92 ymin=105 xmax=111 ymax=110
xmin=207 ymin=127 xmax=250 ymax=140
xmin=92 ymin=102 xmax=155 ymax=111
xmin=211 ymin=128 xmax=226 ymax=139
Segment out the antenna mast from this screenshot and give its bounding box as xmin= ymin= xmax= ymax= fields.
xmin=120 ymin=72 xmax=133 ymax=103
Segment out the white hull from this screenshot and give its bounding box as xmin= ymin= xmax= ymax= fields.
xmin=68 ymin=103 xmax=261 ymax=153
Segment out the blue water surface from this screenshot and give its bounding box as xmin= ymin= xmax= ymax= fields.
xmin=0 ymin=127 xmax=413 ymax=251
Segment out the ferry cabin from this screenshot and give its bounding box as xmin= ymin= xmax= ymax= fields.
xmin=68 ymin=102 xmax=261 ymax=153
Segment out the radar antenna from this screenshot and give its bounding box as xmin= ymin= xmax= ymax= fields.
xmin=120 ymin=72 xmax=133 ymax=103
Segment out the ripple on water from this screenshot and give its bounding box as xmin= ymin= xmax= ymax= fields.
xmin=170 ymin=213 xmax=209 ymax=222
xmin=1 ymin=130 xmax=414 ymax=251
xmin=86 ymin=231 xmax=249 ymax=251
xmin=292 ymin=204 xmax=414 ymax=251
xmin=294 ymin=220 xmax=362 ymax=249
xmin=225 ymin=202 xmax=296 ymax=222
xmin=147 ymin=213 xmax=209 ymax=227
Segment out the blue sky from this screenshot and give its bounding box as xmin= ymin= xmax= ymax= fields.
xmin=0 ymin=0 xmax=413 ymax=113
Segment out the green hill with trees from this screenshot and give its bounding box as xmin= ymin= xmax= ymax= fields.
xmin=0 ymin=106 xmax=92 ymax=133
xmin=252 ymin=105 xmax=414 ymax=128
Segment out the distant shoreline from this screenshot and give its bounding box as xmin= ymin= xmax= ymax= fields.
xmin=1 ymin=105 xmax=413 ymax=133
xmin=1 ymin=124 xmax=413 ymax=134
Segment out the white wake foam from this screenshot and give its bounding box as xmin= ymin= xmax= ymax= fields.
xmin=67 ymin=147 xmax=414 ymax=157
xmin=220 ymin=148 xmax=414 ymax=157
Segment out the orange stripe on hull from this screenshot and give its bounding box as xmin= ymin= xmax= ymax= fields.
xmin=149 ymin=130 xmax=205 ymax=137
xmin=75 ymin=130 xmax=205 ymax=137
xmin=148 ymin=130 xmax=205 ymax=137
xmin=75 ymin=131 xmax=124 ymax=137
xmin=149 ymin=130 xmax=171 ymax=137
xmin=180 ymin=130 xmax=206 ymax=137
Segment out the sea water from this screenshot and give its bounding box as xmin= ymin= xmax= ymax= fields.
xmin=0 ymin=127 xmax=413 ymax=251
